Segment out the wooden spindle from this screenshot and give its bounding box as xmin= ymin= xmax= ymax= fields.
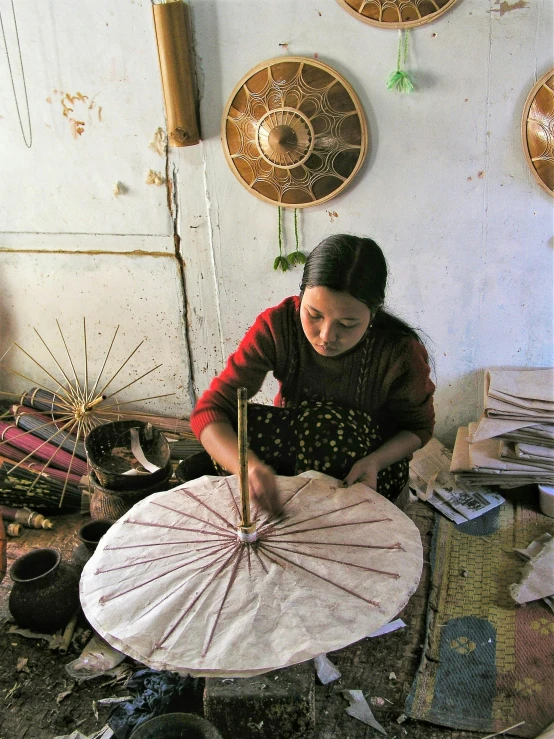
xmin=237 ymin=388 xmax=256 ymax=539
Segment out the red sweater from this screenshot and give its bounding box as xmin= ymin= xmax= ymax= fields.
xmin=191 ymin=296 xmax=435 ymax=447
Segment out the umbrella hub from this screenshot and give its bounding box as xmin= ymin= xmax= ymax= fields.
xmin=237 ymin=523 xmax=258 ymax=543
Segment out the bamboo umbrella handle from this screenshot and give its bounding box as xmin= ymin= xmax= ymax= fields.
xmin=237 ymin=388 xmax=256 ymax=538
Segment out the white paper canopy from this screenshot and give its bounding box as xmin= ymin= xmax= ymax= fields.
xmin=80 ymin=472 xmax=423 ymax=677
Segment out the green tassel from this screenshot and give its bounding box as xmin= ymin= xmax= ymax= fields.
xmin=386 ymin=69 xmax=414 ymax=93
xmin=273 ymin=207 xmax=305 ymax=272
xmin=387 ymin=30 xmax=414 ymax=94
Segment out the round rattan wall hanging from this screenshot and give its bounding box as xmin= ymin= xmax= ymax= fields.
xmin=521 ymin=68 xmax=554 ymax=198
xmin=222 ymin=57 xmax=368 ymax=208
xmin=335 ymin=0 xmax=457 ymax=28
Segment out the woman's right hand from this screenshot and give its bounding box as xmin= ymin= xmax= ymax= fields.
xmin=248 ymin=460 xmax=282 ymax=518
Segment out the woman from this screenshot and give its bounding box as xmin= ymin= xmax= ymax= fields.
xmin=190 ymin=235 xmax=435 ymax=513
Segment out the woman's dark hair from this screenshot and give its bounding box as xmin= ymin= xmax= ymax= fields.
xmin=300 ymin=234 xmax=422 ymax=341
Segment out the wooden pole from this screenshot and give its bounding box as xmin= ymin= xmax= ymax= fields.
xmin=237 ymin=388 xmax=256 ymax=538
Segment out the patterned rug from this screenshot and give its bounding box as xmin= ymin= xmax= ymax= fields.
xmin=405 ymin=500 xmax=554 ymax=737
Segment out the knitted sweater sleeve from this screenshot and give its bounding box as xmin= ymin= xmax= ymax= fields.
xmin=190 ymin=308 xmax=281 ymax=439
xmin=380 ymin=337 xmax=435 ymax=447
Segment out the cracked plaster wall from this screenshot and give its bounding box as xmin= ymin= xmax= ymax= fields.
xmin=0 ymin=0 xmax=553 ymax=445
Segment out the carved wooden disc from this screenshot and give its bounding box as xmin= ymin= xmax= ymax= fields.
xmin=222 ymin=57 xmax=368 ymax=208
xmin=522 ymin=68 xmax=554 ymax=198
xmin=336 ymin=0 xmax=457 ymax=28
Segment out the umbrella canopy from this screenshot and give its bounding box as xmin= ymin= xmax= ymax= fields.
xmin=81 ymin=471 xmax=422 ymax=677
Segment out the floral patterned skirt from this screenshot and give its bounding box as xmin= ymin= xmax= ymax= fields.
xmin=245 ymin=400 xmax=408 ymax=500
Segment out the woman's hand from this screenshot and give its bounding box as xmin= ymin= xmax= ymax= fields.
xmin=249 ymin=460 xmax=283 ymax=517
xmin=343 ymin=454 xmax=380 ymax=490
xmin=342 ymin=431 xmax=422 ymax=492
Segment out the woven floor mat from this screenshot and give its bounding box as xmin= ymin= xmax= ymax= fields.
xmin=405 ymin=500 xmax=554 ymax=737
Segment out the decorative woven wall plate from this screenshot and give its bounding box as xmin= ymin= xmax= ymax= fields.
xmin=521 ymin=68 xmax=554 ymax=198
xmin=222 ymin=57 xmax=368 ymax=208
xmin=336 ymin=0 xmax=457 ymax=28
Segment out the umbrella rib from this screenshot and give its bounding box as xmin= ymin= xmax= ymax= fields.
xmin=100 ymin=541 xmax=236 ymax=605
xmin=102 ymin=364 xmax=164 ymax=401
xmin=1 ymin=366 xmax=75 ymax=407
xmin=258 ymin=544 xmax=382 ymax=609
xmin=11 ymin=343 xmax=79 ymax=405
xmin=201 ymin=546 xmax=244 ymax=657
xmin=255 ymin=478 xmax=314 ymax=530
xmin=95 ymin=339 xmax=145 ymax=398
xmin=56 ymin=319 xmax=83 ymax=402
xmin=262 ymin=499 xmax=370 ymax=535
xmin=282 ymin=477 xmax=313 ymax=508
xmin=99 ymin=393 xmax=175 ymax=411
xmin=58 ymin=418 xmax=84 ymax=507
xmin=153 ymin=542 xmax=242 ymax=651
xmin=264 ymin=542 xmax=400 ymax=578
xmin=86 ymin=325 xmax=119 ymax=403
xmin=251 ymin=543 xmax=269 ymax=574
xmin=246 ymin=543 xmax=252 ymax=575
xmin=176 ymin=487 xmax=237 ymax=528
xmin=32 ymin=329 xmax=81 ymax=404
xmin=123 ymin=519 xmax=236 ymax=539
xmin=222 ymin=477 xmax=242 ymax=520
xmin=123 ymin=543 xmax=238 ymax=631
xmin=151 ymin=501 xmax=235 ymax=535
xmin=269 ymin=538 xmax=406 ymax=551
xmin=95 ymin=541 xmax=227 ymax=575
xmin=83 ymin=318 xmax=89 ymax=401
xmin=105 ymin=537 xmax=230 ymax=551
xmin=264 ymin=517 xmax=392 ymax=538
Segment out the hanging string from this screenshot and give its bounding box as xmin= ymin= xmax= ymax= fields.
xmin=386 ymin=29 xmax=414 ymax=94
xmin=287 ymin=208 xmax=306 ymax=267
xmin=0 ymin=0 xmax=32 ymax=147
xmin=274 ymin=206 xmax=288 ymax=271
xmin=273 ymin=207 xmax=307 ymax=272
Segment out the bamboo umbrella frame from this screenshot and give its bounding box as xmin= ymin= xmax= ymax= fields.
xmin=0 ymin=319 xmax=177 ymax=506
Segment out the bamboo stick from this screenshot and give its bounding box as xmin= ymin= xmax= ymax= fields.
xmin=237 ymin=388 xmax=256 ymax=540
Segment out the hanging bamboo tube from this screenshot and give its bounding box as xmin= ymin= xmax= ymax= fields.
xmin=152 ymin=0 xmax=200 ymax=147
xmin=237 ymin=388 xmax=256 ymax=541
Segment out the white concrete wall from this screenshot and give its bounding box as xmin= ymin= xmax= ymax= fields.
xmin=1 ymin=0 xmax=553 ymax=446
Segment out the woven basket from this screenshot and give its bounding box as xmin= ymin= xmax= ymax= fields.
xmin=85 ymin=421 xmax=171 ymax=491
xmin=89 ymin=466 xmax=174 ymax=520
xmin=175 ymin=452 xmax=220 ymax=483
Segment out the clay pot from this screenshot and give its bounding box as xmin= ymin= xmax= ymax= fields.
xmin=71 ymin=519 xmax=114 ymax=571
xmin=130 ymin=713 xmax=222 ymax=739
xmin=9 ymin=548 xmax=80 ymax=633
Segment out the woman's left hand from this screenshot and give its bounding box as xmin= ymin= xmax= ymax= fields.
xmin=343 ymin=454 xmax=380 ymax=490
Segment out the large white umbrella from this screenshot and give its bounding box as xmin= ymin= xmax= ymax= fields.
xmin=80 ymin=470 xmax=422 ymax=677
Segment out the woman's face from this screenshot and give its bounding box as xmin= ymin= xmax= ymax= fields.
xmin=300 ymin=286 xmax=371 ymax=357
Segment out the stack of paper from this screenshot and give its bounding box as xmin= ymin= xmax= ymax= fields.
xmin=451 ymin=368 xmax=554 ymax=488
